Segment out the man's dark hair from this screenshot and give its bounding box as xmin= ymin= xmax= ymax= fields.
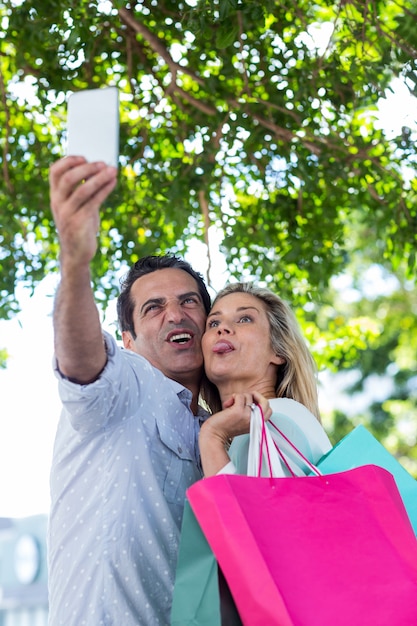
xmin=117 ymin=254 xmax=211 ymax=336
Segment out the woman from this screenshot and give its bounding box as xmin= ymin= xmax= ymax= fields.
xmin=199 ymin=282 xmax=332 ymax=477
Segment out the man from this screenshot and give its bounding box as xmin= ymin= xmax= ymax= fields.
xmin=48 ymin=156 xmax=211 ymax=625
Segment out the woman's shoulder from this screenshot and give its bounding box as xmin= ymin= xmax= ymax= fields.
xmin=268 ymin=398 xmax=332 ymax=460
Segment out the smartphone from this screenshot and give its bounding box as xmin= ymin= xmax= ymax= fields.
xmin=66 ymin=86 xmax=119 ymax=167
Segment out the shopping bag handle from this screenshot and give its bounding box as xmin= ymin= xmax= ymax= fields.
xmin=268 ymin=417 xmax=322 ymax=477
xmin=252 ymin=404 xmax=322 ymax=478
xmin=248 ymin=404 xmax=287 ymax=477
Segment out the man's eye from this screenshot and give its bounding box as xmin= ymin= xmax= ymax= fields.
xmin=145 ymin=304 xmax=161 ymax=314
xmin=183 ymin=297 xmax=199 ymax=306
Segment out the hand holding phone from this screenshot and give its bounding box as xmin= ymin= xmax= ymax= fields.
xmin=66 ymin=87 xmax=119 ymax=167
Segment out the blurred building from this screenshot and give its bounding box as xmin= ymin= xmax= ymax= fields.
xmin=0 ymin=515 xmax=48 ymax=625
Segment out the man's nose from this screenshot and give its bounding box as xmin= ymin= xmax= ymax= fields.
xmin=166 ymin=301 xmax=185 ymax=322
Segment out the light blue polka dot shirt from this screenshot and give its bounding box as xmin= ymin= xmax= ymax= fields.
xmin=48 ymin=332 xmax=208 ymax=625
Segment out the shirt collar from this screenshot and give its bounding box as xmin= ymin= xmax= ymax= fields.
xmin=166 ymin=377 xmax=210 ymax=420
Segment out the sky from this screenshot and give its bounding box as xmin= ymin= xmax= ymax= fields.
xmin=1 ymin=79 xmax=416 ymax=520
xmin=0 ymin=276 xmax=59 ymax=518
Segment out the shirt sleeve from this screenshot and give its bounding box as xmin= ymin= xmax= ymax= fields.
xmin=53 ymin=331 xmax=148 ymax=434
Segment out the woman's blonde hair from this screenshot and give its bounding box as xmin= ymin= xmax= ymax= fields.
xmin=201 ymin=282 xmax=321 ymax=420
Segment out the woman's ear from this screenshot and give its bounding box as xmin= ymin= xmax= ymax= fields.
xmin=271 ymin=353 xmax=286 ymax=366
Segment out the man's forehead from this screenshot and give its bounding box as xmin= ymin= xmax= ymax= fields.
xmin=132 ymin=268 xmax=200 ymax=301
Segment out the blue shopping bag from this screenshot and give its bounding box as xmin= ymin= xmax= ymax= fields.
xmin=171 ymin=500 xmax=242 ymax=625
xmin=316 ymin=424 xmax=417 ymax=534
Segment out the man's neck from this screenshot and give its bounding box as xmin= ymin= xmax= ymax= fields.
xmin=171 ymin=375 xmax=201 ymax=416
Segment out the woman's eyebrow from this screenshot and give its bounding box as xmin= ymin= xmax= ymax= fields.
xmin=236 ymin=306 xmax=259 ymax=312
xmin=207 ymin=305 xmax=259 ymax=318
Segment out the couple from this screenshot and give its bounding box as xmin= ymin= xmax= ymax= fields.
xmin=48 ymin=157 xmax=331 ymax=625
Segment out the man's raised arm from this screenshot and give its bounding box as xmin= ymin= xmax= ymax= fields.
xmin=50 ymin=156 xmax=118 ymax=383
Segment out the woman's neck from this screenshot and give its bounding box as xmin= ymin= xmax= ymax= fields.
xmin=218 ymin=380 xmax=276 ymax=406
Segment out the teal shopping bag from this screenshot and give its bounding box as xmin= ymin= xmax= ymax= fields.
xmin=316 ymin=425 xmax=417 ymax=535
xmin=171 ymin=500 xmax=242 ymax=626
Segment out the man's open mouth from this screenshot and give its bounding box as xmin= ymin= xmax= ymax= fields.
xmin=169 ymin=332 xmax=193 ymax=344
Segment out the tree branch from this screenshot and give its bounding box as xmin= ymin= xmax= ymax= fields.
xmin=0 ymin=68 xmax=14 ymax=194
xmin=118 ymin=7 xmax=217 ymax=115
xmin=118 ymin=7 xmax=206 ymax=86
xmin=198 ymin=189 xmax=212 ymax=287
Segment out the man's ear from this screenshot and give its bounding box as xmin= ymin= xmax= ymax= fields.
xmin=122 ymin=330 xmax=134 ymax=350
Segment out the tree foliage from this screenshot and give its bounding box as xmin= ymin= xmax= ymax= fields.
xmin=314 ymin=245 xmax=417 ymax=468
xmin=1 ymin=0 xmax=417 ymax=308
xmin=0 ymin=0 xmax=416 ymax=463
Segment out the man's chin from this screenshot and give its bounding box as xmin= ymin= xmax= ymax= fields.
xmin=164 ymin=358 xmax=203 ymax=379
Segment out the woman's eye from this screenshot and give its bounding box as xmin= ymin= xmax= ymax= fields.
xmin=238 ymin=315 xmax=252 ymax=323
xmin=207 ymin=319 xmax=219 ymax=328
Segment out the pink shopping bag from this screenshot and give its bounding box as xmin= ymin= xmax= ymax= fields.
xmin=187 ymin=464 xmax=417 ymax=625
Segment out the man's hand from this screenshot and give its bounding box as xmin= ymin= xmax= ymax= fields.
xmin=49 ymin=156 xmax=117 ymax=268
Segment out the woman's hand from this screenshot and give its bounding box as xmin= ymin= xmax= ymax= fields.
xmin=199 ymin=391 xmax=272 ymax=477
xmin=221 ymin=390 xmax=272 ymax=430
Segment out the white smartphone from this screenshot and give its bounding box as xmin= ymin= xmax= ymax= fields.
xmin=66 ymin=86 xmax=119 ymax=167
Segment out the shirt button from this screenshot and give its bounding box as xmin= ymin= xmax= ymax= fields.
xmin=178 ymin=446 xmax=182 ymax=453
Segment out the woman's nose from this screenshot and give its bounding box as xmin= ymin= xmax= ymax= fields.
xmin=217 ymin=325 xmax=230 ymax=334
